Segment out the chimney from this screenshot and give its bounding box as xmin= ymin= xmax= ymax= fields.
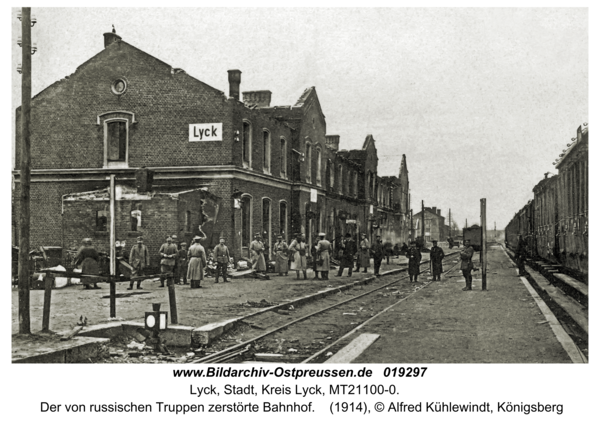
xmin=326 ymin=135 xmax=340 ymax=152
xmin=431 ymin=207 xmax=437 ymax=215
xmin=437 ymin=209 xmax=441 ymax=216
xmin=243 ymin=90 xmax=272 ymax=107
xmin=103 ymin=27 xmax=122 ymax=48
xmin=227 ymin=70 xmax=242 ymax=101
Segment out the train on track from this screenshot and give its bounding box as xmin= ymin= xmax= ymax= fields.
xmin=505 ymin=123 xmax=588 ymax=282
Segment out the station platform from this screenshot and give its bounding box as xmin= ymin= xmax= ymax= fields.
xmin=345 ymin=245 xmax=585 ymax=363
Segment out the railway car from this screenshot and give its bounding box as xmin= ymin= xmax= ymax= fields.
xmin=463 ymin=225 xmax=482 ymax=251
xmin=554 ymin=123 xmax=588 ymax=280
xmin=505 ymin=123 xmax=588 ymax=282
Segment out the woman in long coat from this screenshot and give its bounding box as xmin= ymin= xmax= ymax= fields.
xmin=288 ymin=234 xmax=308 ymax=279
xmin=187 ymin=236 xmax=207 ymax=289
xmin=357 ymin=233 xmax=371 ymax=272
xmin=273 ymin=235 xmax=289 ymax=276
xmin=315 ymin=233 xmax=331 ymax=280
xmin=250 ymin=233 xmax=267 ymax=273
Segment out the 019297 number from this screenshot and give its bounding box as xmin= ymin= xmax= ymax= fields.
xmin=383 ymin=367 xmax=427 ymax=377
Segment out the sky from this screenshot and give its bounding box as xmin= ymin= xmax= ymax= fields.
xmin=9 ymin=7 xmax=588 ymax=230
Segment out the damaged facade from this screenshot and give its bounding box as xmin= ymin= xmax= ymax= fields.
xmin=13 ymin=30 xmax=410 ymax=271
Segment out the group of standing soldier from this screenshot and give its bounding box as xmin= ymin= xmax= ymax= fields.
xmin=74 ymin=232 xmax=475 ymax=291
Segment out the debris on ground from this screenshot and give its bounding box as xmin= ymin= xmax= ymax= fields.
xmin=245 ymin=299 xmax=276 ymax=308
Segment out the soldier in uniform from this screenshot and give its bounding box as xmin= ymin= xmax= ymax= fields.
xmin=357 ymin=233 xmax=371 ymax=273
xmin=383 ymin=238 xmax=394 ymax=264
xmin=177 ymin=241 xmax=188 ymax=284
xmin=337 ymin=233 xmax=357 ymax=277
xmin=315 ymin=233 xmax=331 ymax=280
xmin=250 ymin=233 xmax=267 ymax=274
xmin=460 ymin=239 xmax=475 ymax=291
xmin=158 ymin=236 xmax=178 ymax=287
xmin=273 ymin=235 xmax=289 ymax=276
xmin=515 ymin=235 xmax=527 ymax=276
xmin=128 ymin=236 xmax=149 ymax=290
xmin=75 ymin=238 xmax=100 ymax=289
xmin=406 ymin=240 xmax=422 ymax=282
xmin=372 ymin=235 xmax=385 ymax=276
xmin=430 ymin=240 xmax=445 ymax=281
xmin=213 ymin=237 xmax=231 ymax=283
xmin=187 ymin=236 xmax=207 ymax=289
xmin=289 ymin=233 xmax=308 ymax=279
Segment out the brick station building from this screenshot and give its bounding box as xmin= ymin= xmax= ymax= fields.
xmin=13 ymin=30 xmax=411 ymax=270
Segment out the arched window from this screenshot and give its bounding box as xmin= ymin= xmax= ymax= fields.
xmin=280 ymin=137 xmax=287 ymax=178
xmin=242 ymin=120 xmax=252 ymax=168
xmin=262 ymin=198 xmax=272 ymax=259
xmin=328 ymin=160 xmax=334 ymax=190
xmin=353 ymin=171 xmax=358 ymax=198
xmin=338 ymin=164 xmax=343 ymax=194
xmin=305 ymin=142 xmax=312 ymax=183
xmin=241 ymin=195 xmax=252 ymax=249
xmin=279 ymin=201 xmax=288 ymax=241
xmin=263 ymin=129 xmax=271 ymax=173
xmin=316 ymin=147 xmax=322 ymax=186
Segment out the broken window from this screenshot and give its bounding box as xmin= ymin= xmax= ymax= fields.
xmin=242 ymin=121 xmax=251 ymax=166
xmin=263 ymin=130 xmax=271 ymax=173
xmin=96 ymin=210 xmax=108 ymax=232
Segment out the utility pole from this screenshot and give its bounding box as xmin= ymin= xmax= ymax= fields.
xmin=109 ymin=175 xmax=116 ymax=318
xmin=449 ymin=208 xmax=452 ymax=237
xmin=18 ymin=8 xmax=33 ymax=334
xmin=481 ymin=198 xmax=487 ymax=290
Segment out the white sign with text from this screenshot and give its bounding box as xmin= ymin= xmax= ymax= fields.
xmin=189 ymin=123 xmax=223 ymax=141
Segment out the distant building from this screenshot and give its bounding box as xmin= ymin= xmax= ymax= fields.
xmin=412 ymin=207 xmax=446 ymax=243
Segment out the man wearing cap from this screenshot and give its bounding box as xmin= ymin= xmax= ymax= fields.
xmin=159 ymin=236 xmax=178 ymax=288
xmin=177 ymin=241 xmax=189 ymax=285
xmin=213 ymin=237 xmax=231 ymax=283
xmin=273 ymin=235 xmax=289 ymax=276
xmin=128 ymin=236 xmax=150 ymax=290
xmin=337 ymin=233 xmax=357 ymax=277
xmin=187 ymin=236 xmax=207 ymax=288
xmin=250 ymin=233 xmax=267 ymax=274
xmin=372 ymin=235 xmax=385 ymax=277
xmin=460 ymin=239 xmax=475 ymax=291
xmin=406 ymin=240 xmax=422 ymax=282
xmin=357 ymin=233 xmax=371 ymax=273
xmin=430 ymin=240 xmax=445 ymax=281
xmin=315 ymin=233 xmax=331 ymax=280
xmin=75 ymin=238 xmax=100 ymax=289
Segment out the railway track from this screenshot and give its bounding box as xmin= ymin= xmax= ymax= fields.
xmin=191 ymin=252 xmax=461 ymax=364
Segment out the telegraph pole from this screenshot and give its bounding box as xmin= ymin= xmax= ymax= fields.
xmin=109 ymin=175 xmax=116 ymax=318
xmin=410 ymin=209 xmax=413 ymax=242
xmin=18 ymin=8 xmax=33 ymax=334
xmin=481 ymin=198 xmax=487 ymax=290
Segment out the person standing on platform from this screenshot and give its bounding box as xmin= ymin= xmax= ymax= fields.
xmin=430 ymin=240 xmax=445 ymax=281
xmin=383 ymin=238 xmax=394 ymax=264
xmin=337 ymin=233 xmax=357 ymax=277
xmin=372 ymin=235 xmax=385 ymax=276
xmin=289 ymin=234 xmax=308 ymax=279
xmin=460 ymin=239 xmax=475 ymax=291
xmin=250 ymin=233 xmax=267 ymax=274
xmin=273 ymin=235 xmax=289 ymax=276
xmin=311 ymin=235 xmax=321 ymax=279
xmin=213 ymin=237 xmax=231 ymax=283
xmin=158 ymin=236 xmax=178 ymax=288
xmin=357 ymin=233 xmax=371 ymax=273
xmin=515 ymin=235 xmax=527 ymax=276
xmin=128 ymin=236 xmax=149 ymax=290
xmin=406 ymin=240 xmax=422 ymax=282
xmin=177 ymin=241 xmax=188 ymax=285
xmin=187 ymin=236 xmax=207 ymax=288
xmin=315 ymin=233 xmax=331 ymax=280
xmin=75 ymin=238 xmax=100 ymax=290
